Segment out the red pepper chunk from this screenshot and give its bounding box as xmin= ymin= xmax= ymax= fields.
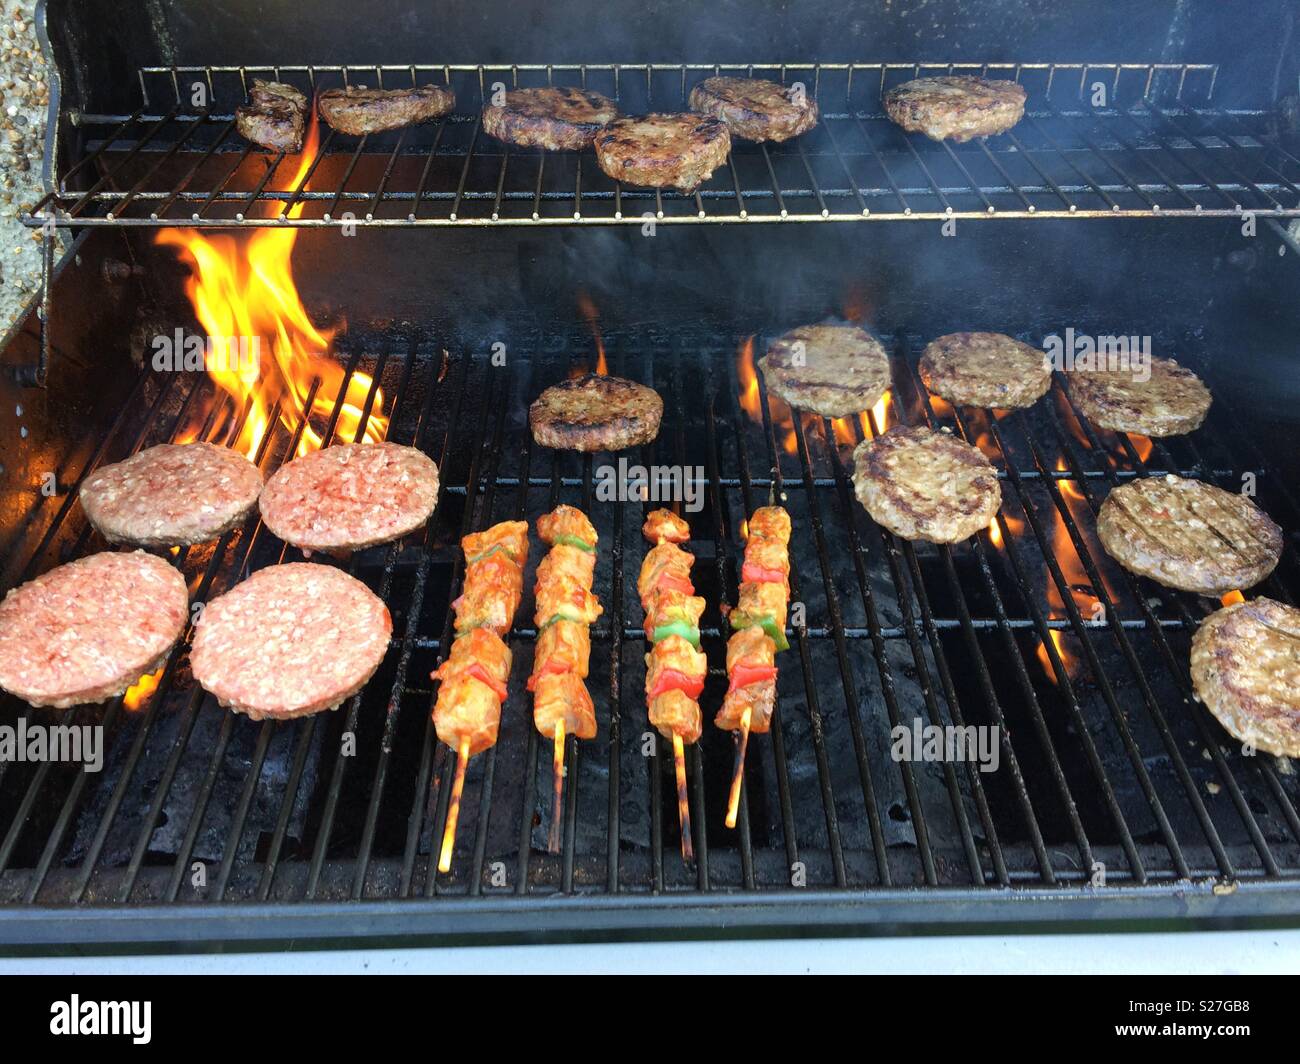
xmin=465 ymin=661 xmax=509 ymax=703
xmin=654 ymin=572 xmax=694 ymax=597
xmin=741 ymin=561 xmax=787 ymax=585
xmin=728 ymin=662 xmax=778 ymax=693
xmin=648 ymin=667 xmax=705 ymax=702
xmin=525 ymin=656 xmax=571 ymax=691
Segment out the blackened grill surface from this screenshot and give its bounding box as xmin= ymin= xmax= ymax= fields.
xmin=0 ymin=325 xmax=1298 ymax=943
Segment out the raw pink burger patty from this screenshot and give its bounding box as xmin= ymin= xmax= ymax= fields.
xmin=259 ymin=442 xmax=439 ymax=553
xmin=80 ymin=442 xmax=263 ymax=548
xmin=0 ymin=551 xmax=188 ymax=708
xmin=190 ymin=562 xmax=392 ymax=720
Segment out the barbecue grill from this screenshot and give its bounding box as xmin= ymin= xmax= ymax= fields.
xmin=1 ymin=0 xmax=1299 ymax=951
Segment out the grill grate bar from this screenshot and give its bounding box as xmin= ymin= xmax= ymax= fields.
xmin=1049 ymin=380 xmax=1281 ymax=874
xmin=349 ymin=341 xmax=445 ymax=897
xmin=905 ymin=362 xmax=1151 ymax=880
xmin=33 ymin=61 xmax=1300 ymax=228
xmin=666 ymin=365 xmax=710 ymax=888
xmin=398 ymin=356 xmax=476 ymax=895
xmin=956 ymin=398 xmax=1191 ymax=875
xmin=1015 ymin=409 xmax=1231 ymax=875
xmin=752 ymin=368 xmax=848 ymax=885
xmin=806 ymin=411 xmax=950 ymax=882
xmin=3 ymin=329 xmax=1299 ymax=916
xmin=302 ymin=349 xmax=405 ymax=899
xmin=726 ymin=356 xmax=801 ymax=876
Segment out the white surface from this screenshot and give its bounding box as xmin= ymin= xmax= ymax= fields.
xmin=4 ymin=929 xmax=1299 ymax=973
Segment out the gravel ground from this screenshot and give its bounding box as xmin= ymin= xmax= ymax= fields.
xmin=0 ymin=0 xmax=50 ymax=338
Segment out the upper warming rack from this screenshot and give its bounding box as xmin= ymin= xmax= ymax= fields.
xmin=24 ymin=60 xmax=1300 ymax=228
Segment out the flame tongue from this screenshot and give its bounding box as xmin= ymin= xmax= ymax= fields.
xmin=156 ymin=111 xmax=386 ymax=458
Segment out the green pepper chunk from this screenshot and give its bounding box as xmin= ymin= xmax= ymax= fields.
xmin=552 ymin=534 xmax=596 ymax=554
xmin=539 ymin=605 xmax=584 ymax=630
xmin=468 ymin=543 xmax=516 ymax=564
xmin=729 ymin=610 xmax=790 ymax=652
xmin=652 ymin=620 xmax=701 ymax=648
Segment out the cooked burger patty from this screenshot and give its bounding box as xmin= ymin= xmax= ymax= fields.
xmin=1097 ymin=475 xmax=1282 ymax=595
xmin=1068 ymin=354 xmax=1211 ymax=437
xmin=235 ymin=79 xmax=308 ymax=152
xmin=687 ymin=76 xmax=819 ymax=142
xmin=593 ymin=114 xmax=731 ymax=192
xmin=1191 ymin=597 xmax=1300 ymax=757
xmin=852 ymin=425 xmax=1002 ymax=543
xmin=482 ymin=86 xmax=619 ymax=150
xmin=529 ymin=374 xmax=664 ymax=452
xmin=79 ymin=442 xmax=263 ymax=548
xmin=317 ymin=84 xmax=455 ymax=135
xmin=191 ymin=563 xmax=391 ymax=720
xmin=0 ymin=551 xmax=188 ymax=708
xmin=884 ymin=76 xmax=1027 ymax=143
xmin=758 ymin=324 xmax=892 ymax=418
xmin=919 ymin=332 xmax=1052 ymax=409
xmin=259 ymin=442 xmax=439 ymax=554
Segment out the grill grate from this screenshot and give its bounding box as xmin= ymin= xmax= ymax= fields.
xmin=1 ymin=326 xmax=1298 ymax=939
xmin=25 ymin=61 xmax=1300 ymax=228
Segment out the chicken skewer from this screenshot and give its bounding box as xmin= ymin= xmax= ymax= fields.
xmin=432 ymin=520 xmax=530 ymax=874
xmin=640 ymin=508 xmax=707 ymax=862
xmin=717 ymin=506 xmax=791 ymax=828
xmin=529 ymin=505 xmax=602 ymax=854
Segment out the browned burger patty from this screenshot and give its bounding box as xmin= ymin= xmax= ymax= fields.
xmin=0 ymin=551 xmax=188 ymax=708
xmin=593 ymin=114 xmax=731 ymax=193
xmin=529 ymin=374 xmax=664 ymax=452
xmin=235 ymin=80 xmax=308 ymax=152
xmin=259 ymin=442 xmax=439 ymax=554
xmin=191 ymin=563 xmax=391 ymax=720
xmin=1068 ymin=354 xmax=1211 ymax=437
xmin=482 ymin=86 xmax=619 ymax=150
xmin=919 ymin=332 xmax=1052 ymax=409
xmin=687 ymin=76 xmax=819 ymax=142
xmin=884 ymin=76 xmax=1027 ymax=143
xmin=852 ymin=425 xmax=1002 ymax=543
xmin=758 ymin=324 xmax=892 ymax=418
xmin=1191 ymin=597 xmax=1300 ymax=757
xmin=1097 ymin=475 xmax=1283 ymax=595
xmin=317 ymin=84 xmax=456 ymax=135
xmin=79 ymin=442 xmax=263 ymax=549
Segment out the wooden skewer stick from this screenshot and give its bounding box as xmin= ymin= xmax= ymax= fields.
xmin=672 ymin=731 xmax=694 ymax=862
xmin=724 ymin=705 xmax=752 ymax=829
xmin=438 ymin=737 xmax=471 ymax=874
xmin=547 ymin=719 xmax=566 ymax=854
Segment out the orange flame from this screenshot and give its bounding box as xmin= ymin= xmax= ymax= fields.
xmin=1035 ymin=631 xmax=1069 ymax=686
xmin=869 ymin=392 xmax=891 ymax=436
xmin=1129 ymin=434 xmax=1154 ymax=463
xmin=737 ymin=336 xmax=761 ymax=421
xmin=927 ymin=395 xmax=955 ymax=420
xmin=987 ymin=514 xmax=1025 ymax=549
xmin=1057 ymin=458 xmax=1086 ymax=502
xmin=737 ymin=333 xmax=805 ymax=453
xmin=576 ymin=291 xmax=608 ymax=377
xmin=124 ymin=667 xmax=163 ymax=711
xmin=831 ymin=417 xmax=857 ymax=448
xmin=155 ymin=112 xmax=386 ymax=459
xmin=1221 ymin=590 xmax=1245 ymax=606
xmin=1032 ymin=459 xmax=1115 ymax=685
